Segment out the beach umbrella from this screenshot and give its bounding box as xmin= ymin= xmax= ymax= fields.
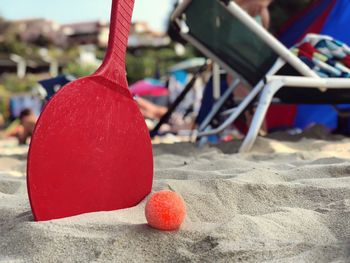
xmin=130 ymin=78 xmax=168 ymax=96
xmin=130 ymin=78 xmax=169 ymax=106
xmin=278 ymin=0 xmax=337 ymax=47
xmin=279 ymin=0 xmax=350 ymax=48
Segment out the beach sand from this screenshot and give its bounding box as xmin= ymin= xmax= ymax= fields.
xmin=0 ymin=133 xmax=349 ymax=262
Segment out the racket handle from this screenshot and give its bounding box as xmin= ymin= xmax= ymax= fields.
xmin=109 ymin=0 xmax=134 ymax=66
xmin=95 ymin=0 xmax=134 ymax=86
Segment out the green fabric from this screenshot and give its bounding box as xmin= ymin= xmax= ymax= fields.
xmin=184 ymin=0 xmax=278 ymax=86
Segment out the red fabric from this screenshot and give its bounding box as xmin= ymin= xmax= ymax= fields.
xmin=341 ymin=56 xmax=350 ymax=68
xmin=297 ymin=42 xmax=318 ymax=59
xmin=234 ymin=118 xmax=249 ymax=135
xmin=266 ymin=105 xmax=297 ymax=130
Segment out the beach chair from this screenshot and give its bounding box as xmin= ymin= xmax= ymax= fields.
xmin=171 ymin=0 xmax=350 ymax=152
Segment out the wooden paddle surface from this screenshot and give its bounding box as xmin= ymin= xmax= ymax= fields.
xmin=27 ymin=0 xmax=153 ymax=221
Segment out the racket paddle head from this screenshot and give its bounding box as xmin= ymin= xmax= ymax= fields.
xmin=27 ymin=76 xmax=153 ymax=221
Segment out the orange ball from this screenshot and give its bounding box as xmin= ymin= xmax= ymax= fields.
xmin=145 ymin=190 xmax=186 ymax=231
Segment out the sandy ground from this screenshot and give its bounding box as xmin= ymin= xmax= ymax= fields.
xmin=0 ymin=133 xmax=349 ymax=262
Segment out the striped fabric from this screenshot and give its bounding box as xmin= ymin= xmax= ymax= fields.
xmin=292 ymin=34 xmax=350 ymax=78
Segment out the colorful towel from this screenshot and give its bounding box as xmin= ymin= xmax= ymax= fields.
xmin=291 ymin=33 xmax=350 ymax=78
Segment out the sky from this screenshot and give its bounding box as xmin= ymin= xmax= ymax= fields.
xmin=0 ymin=0 xmax=174 ymax=32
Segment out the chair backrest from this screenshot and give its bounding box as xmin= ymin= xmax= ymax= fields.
xmin=173 ymin=0 xmax=318 ymax=87
xmin=181 ymin=0 xmax=278 ymax=86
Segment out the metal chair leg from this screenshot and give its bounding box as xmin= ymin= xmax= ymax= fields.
xmin=240 ymin=80 xmax=284 ymax=153
xmin=197 ymin=80 xmax=265 ymax=137
xmin=198 ymin=79 xmax=240 ymax=132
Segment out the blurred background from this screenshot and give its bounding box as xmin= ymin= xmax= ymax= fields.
xmin=0 ymin=0 xmax=314 ymax=137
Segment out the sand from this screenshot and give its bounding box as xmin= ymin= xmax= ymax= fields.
xmin=0 ymin=134 xmax=349 ymax=262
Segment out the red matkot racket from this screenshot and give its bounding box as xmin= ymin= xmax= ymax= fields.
xmin=27 ymin=0 xmax=153 ymax=221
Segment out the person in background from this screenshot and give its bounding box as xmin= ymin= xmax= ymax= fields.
xmin=16 ymin=108 xmax=37 ymax=145
xmin=235 ymin=0 xmax=272 ymax=28
xmin=136 ymin=96 xmax=167 ymax=120
xmin=0 ymin=113 xmax=4 ymax=129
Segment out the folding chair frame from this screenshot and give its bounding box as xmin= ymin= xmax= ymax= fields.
xmin=172 ymin=0 xmax=350 ymax=152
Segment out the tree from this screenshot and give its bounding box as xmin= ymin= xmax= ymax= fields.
xmin=0 ymin=16 xmax=9 ymax=35
xmin=33 ymin=34 xmax=52 ymax=47
xmin=126 ymin=45 xmax=196 ymax=84
xmin=63 ymin=61 xmax=97 ymax=78
xmin=0 ymin=73 xmax=39 ymax=93
xmin=0 ymin=17 xmax=27 ymax=56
